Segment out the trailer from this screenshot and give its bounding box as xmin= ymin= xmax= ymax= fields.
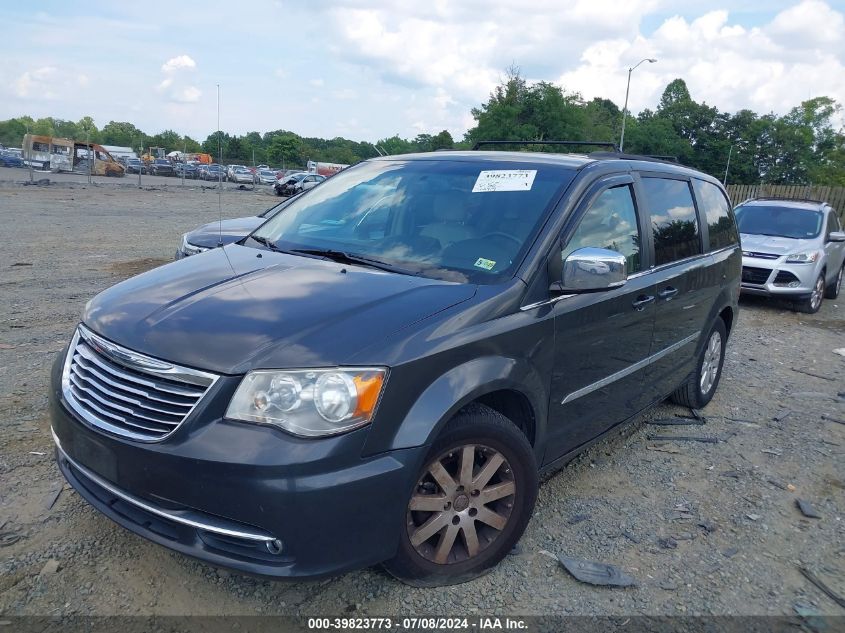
xmin=306 ymin=160 xmax=348 ymax=177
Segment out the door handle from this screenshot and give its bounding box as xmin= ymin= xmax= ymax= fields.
xmin=658 ymin=287 xmax=679 ymax=300
xmin=632 ymin=295 xmax=655 ymax=311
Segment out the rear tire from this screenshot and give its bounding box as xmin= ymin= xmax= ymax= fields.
xmin=824 ymin=264 xmax=843 ymax=300
xmin=670 ymin=318 xmax=726 ymax=409
xmin=384 ymin=404 xmax=537 ymax=587
xmin=796 ymin=273 xmax=825 ymax=313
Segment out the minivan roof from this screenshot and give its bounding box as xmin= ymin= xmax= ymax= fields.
xmin=374 ymin=150 xmax=716 ymax=182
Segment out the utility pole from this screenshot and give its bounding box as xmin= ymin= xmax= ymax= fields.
xmin=86 ymin=130 xmax=92 ymax=184
xmin=723 ymin=144 xmax=733 ymax=186
xmin=619 ymin=58 xmax=657 ymax=153
xmin=26 ymin=124 xmax=33 ymax=183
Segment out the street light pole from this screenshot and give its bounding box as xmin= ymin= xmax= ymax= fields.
xmin=619 ymin=58 xmax=657 ymax=153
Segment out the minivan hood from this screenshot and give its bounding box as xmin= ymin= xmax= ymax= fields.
xmin=83 ymin=245 xmax=477 ymax=374
xmin=740 ymin=233 xmax=816 ymax=256
xmin=187 ymin=216 xmax=264 ymax=248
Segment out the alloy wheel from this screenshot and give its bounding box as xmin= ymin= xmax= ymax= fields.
xmin=699 ymin=330 xmax=722 ymax=395
xmin=810 ymin=275 xmax=824 ymax=311
xmin=407 ymin=444 xmax=515 ymax=565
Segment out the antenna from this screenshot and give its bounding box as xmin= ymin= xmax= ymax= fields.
xmin=217 ymin=83 xmax=223 ymax=247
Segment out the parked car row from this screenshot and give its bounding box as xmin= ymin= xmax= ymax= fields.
xmin=0 ymin=149 xmax=25 ymax=168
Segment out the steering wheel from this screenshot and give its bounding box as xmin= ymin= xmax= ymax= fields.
xmin=482 ymin=232 xmax=521 ymax=248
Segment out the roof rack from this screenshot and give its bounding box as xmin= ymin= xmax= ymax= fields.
xmin=471 ymin=140 xmax=620 ymax=152
xmin=587 ymin=151 xmax=681 ymax=165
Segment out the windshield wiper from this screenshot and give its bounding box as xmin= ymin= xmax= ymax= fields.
xmin=290 ymin=248 xmax=418 ymax=275
xmin=249 ymin=235 xmax=285 ymax=251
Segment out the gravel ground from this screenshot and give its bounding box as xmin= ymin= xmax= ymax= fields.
xmin=0 ymin=179 xmax=843 ymax=619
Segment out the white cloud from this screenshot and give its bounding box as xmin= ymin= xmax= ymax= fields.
xmin=769 ymin=0 xmax=845 ymax=45
xmin=155 ymin=54 xmax=200 ymax=104
xmin=12 ymin=66 xmax=57 ymax=98
xmin=161 ymin=54 xmax=196 ymax=73
xmin=173 ymin=86 xmax=201 ymax=103
xmin=557 ymin=2 xmax=845 ymax=119
xmin=2 ymin=2 xmax=843 ymax=143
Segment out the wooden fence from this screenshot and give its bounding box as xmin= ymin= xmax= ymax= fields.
xmin=726 ymin=184 xmax=845 ymax=220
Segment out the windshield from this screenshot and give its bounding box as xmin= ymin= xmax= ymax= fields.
xmin=250 ymin=159 xmax=574 ymax=283
xmin=735 ymin=204 xmax=823 ymax=239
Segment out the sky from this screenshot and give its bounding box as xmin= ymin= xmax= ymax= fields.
xmin=1 ymin=0 xmax=844 ymax=143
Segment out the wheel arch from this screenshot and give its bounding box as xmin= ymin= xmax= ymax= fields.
xmin=380 ymin=356 xmax=546 ymax=459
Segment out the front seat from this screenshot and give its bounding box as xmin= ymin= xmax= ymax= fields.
xmin=420 ymin=193 xmax=476 ymax=248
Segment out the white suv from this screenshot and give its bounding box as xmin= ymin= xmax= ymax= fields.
xmin=736 ymin=198 xmax=845 ymax=313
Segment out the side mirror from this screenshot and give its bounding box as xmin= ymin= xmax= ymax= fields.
xmin=828 ymin=231 xmax=845 ymax=243
xmin=554 ymin=247 xmax=627 ymax=293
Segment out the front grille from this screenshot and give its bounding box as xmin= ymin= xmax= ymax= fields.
xmin=741 ymin=266 xmax=772 ymax=285
xmin=62 ymin=326 xmax=217 ymax=441
xmin=743 ymin=251 xmax=779 ymax=260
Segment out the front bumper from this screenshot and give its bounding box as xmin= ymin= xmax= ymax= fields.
xmin=49 ymin=353 xmax=425 ymax=578
xmin=740 ymin=257 xmax=820 ymax=298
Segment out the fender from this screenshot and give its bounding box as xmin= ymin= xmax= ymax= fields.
xmin=383 ymin=355 xmax=548 ymax=459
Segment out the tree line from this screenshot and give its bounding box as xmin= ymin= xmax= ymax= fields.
xmin=0 ymin=74 xmax=842 ymax=185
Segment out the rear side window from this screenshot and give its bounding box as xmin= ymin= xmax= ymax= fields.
xmin=641 ymin=177 xmax=701 ymax=266
xmin=692 ymin=179 xmax=739 ymax=250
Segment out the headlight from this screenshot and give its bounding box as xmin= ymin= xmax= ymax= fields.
xmin=785 ymin=251 xmax=819 ymax=263
xmin=180 ymin=233 xmax=209 ymax=256
xmin=225 ymin=368 xmax=387 ymax=437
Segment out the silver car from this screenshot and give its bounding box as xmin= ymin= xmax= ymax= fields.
xmin=231 ymin=167 xmax=256 ymax=184
xmin=736 ymin=198 xmax=845 ymax=313
xmin=256 ymin=169 xmax=277 ymax=185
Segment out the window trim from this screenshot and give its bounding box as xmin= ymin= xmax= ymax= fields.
xmin=556 ymin=173 xmax=649 ymax=276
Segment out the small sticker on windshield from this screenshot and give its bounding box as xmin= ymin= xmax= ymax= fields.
xmin=472 ymin=169 xmax=537 ymax=193
xmin=474 ymin=257 xmax=496 ymax=270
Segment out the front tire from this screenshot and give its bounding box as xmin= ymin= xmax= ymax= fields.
xmin=670 ymin=318 xmax=727 ymax=409
xmin=796 ymin=273 xmax=825 ymax=313
xmin=824 ymin=264 xmax=843 ymax=300
xmin=384 ymin=404 xmax=537 ymax=587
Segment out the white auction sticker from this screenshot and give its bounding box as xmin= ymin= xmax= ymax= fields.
xmin=472 ymin=169 xmax=537 ymax=193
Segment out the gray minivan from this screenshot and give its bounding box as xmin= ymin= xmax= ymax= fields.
xmin=50 ymin=147 xmax=740 ymax=586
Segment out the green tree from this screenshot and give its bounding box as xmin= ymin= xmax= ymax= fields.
xmin=465 ymin=69 xmax=589 ymax=147
xmin=76 ymin=116 xmax=99 ymax=142
xmin=0 ymin=118 xmax=28 ymax=147
xmin=202 ymin=131 xmax=230 ymax=158
xmin=101 ymin=121 xmax=145 ymax=147
xmin=430 ymin=130 xmax=454 ymax=151
xmin=377 ymin=135 xmax=416 ymax=155
xmin=225 ymin=136 xmax=248 ymax=162
xmin=267 ymin=134 xmax=303 ymax=167
xmin=148 ymin=129 xmax=182 ymax=152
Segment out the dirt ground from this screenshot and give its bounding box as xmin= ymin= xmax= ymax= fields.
xmin=0 ymin=180 xmax=843 ymax=620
